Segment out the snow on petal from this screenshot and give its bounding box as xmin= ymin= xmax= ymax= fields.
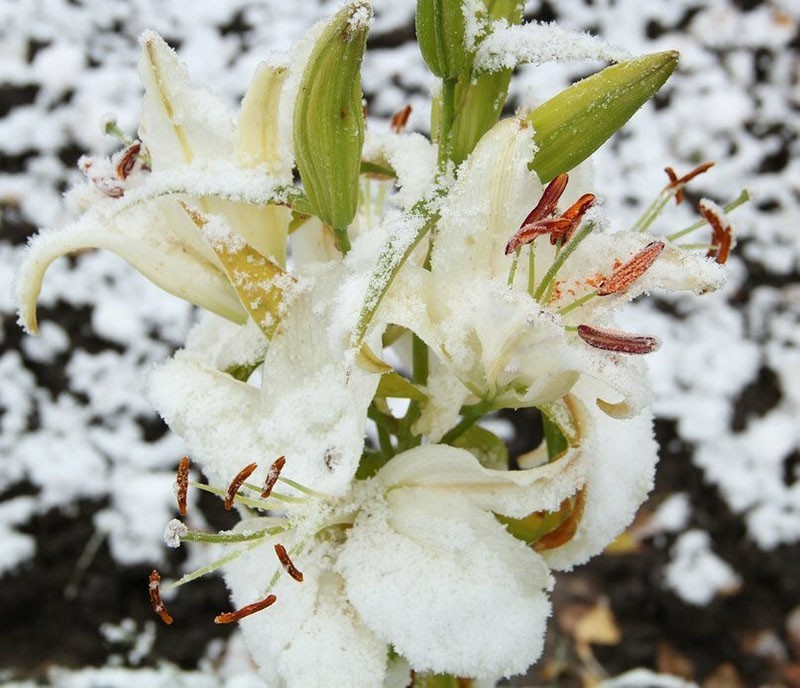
xmin=474 ymin=21 xmax=630 ymax=74
xmin=339 ymin=488 xmax=553 ymax=680
xmin=16 ymin=206 xmax=244 ymax=334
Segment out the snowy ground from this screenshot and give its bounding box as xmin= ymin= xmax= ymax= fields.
xmin=1 ymin=0 xmax=798 ymax=686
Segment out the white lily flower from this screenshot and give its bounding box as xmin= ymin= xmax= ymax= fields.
xmin=16 ymin=31 xmax=297 ymax=333
xmin=383 ymin=117 xmax=726 ymax=436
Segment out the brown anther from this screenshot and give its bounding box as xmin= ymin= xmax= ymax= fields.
xmin=699 ymin=200 xmax=732 ymax=264
xmin=390 ymin=104 xmax=412 ymax=133
xmin=116 ymin=141 xmax=141 ymax=180
xmin=274 ymin=543 xmax=304 ymax=582
xmin=577 ymin=324 xmax=660 ymax=355
xmin=214 ymin=594 xmax=277 ymax=624
xmin=176 ymin=455 xmax=190 ymax=516
xmin=520 ymin=173 xmax=569 ymax=228
xmin=505 ymin=217 xmax=572 ymax=254
xmin=558 ymin=193 xmax=597 ymax=243
xmin=261 ymin=456 xmax=286 ymax=498
xmin=665 ymin=162 xmax=715 ymax=205
xmin=224 ymin=462 xmax=258 ymax=511
xmin=148 ymin=570 xmax=173 ymax=625
xmin=597 ymin=241 xmax=665 ymax=296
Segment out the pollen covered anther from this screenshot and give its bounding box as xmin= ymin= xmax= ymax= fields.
xmin=521 ymin=173 xmax=569 ymax=227
xmin=597 ymin=241 xmax=665 ymax=295
xmin=224 ymin=462 xmax=258 ymax=511
xmin=261 ymin=456 xmax=286 ymax=498
xmin=274 ymin=543 xmax=304 ymax=582
xmin=577 ymin=324 xmax=660 ymax=354
xmin=699 ymin=199 xmax=733 ymax=264
xmin=148 ymin=569 xmax=173 ymax=625
xmin=176 ymin=455 xmax=190 ymax=516
xmin=214 ymin=594 xmax=278 ymax=624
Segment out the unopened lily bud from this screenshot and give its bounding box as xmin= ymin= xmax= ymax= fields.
xmin=416 ymin=0 xmax=471 ymax=78
xmin=527 ymin=51 xmax=679 ymax=183
xmin=293 ymin=1 xmax=372 ymax=252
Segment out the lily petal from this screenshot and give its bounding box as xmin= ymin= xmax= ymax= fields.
xmin=16 ymin=206 xmax=245 ymax=334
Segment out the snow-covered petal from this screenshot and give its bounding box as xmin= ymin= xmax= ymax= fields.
xmin=224 ymin=535 xmax=388 ymax=688
xmin=339 ymin=488 xmax=553 ymax=679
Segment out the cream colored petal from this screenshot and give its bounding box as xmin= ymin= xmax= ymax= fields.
xmin=431 ymin=117 xmax=541 ymax=282
xmin=16 ymin=210 xmax=245 ymax=334
xmin=237 ymin=61 xmax=293 ymax=181
xmin=377 ymin=443 xmax=583 ymax=520
xmin=138 ymin=31 xmax=236 ymax=169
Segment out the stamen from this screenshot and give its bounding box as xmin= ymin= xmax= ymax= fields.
xmin=116 ymin=141 xmax=141 ymax=180
xmin=214 ymin=594 xmax=277 ymax=624
xmin=633 ymin=162 xmax=715 ymax=233
xmin=225 ymin=462 xmax=258 ymax=511
xmin=274 ymin=543 xmax=304 ymax=582
xmin=521 ymin=173 xmax=569 ymax=227
xmin=664 ymin=167 xmax=682 ymax=203
xmin=699 ymin=200 xmax=732 ymax=264
xmin=666 ymin=189 xmax=749 ymax=242
xmin=577 ymin=324 xmax=660 ymax=355
xmin=148 ymin=570 xmax=173 ymax=625
xmin=505 ymin=217 xmax=571 ymax=254
xmin=597 ymin=241 xmax=665 ymax=296
xmin=557 ymin=193 xmax=597 ymax=244
xmin=390 ymin=104 xmax=412 ymax=133
xmin=176 ymin=456 xmax=190 ymax=516
xmin=261 ymin=456 xmax=286 ymax=498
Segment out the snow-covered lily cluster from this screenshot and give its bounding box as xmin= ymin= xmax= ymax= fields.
xmin=16 ymin=1 xmax=745 ymax=686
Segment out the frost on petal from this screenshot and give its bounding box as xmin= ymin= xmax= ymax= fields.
xmin=138 ymin=31 xmax=235 ymax=170
xmin=339 ymin=490 xmax=553 ymax=679
xmin=16 ymin=207 xmax=244 ymax=334
xmin=146 ymin=351 xmax=268 ymax=488
xmin=259 ymin=264 xmax=381 ymax=495
xmin=541 ymin=378 xmax=658 ymax=570
xmin=224 ymin=538 xmax=387 ymax=688
xmin=474 ymin=21 xmax=630 ymax=74
xmin=432 ymin=117 xmax=541 ymax=283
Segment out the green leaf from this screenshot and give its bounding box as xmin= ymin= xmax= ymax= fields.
xmin=452 ymin=425 xmax=509 ymax=470
xmin=528 ymin=51 xmax=679 ymax=183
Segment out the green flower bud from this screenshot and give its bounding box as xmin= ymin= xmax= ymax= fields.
xmin=293 ymin=1 xmax=372 ymax=252
xmin=415 ymin=0 xmax=470 ymax=78
xmin=528 ymin=50 xmax=679 ymax=183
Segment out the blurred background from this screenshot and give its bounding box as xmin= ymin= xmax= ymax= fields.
xmin=0 ymin=0 xmax=798 ymax=686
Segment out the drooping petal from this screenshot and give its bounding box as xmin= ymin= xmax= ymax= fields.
xmin=339 ymin=489 xmax=553 ymax=679
xmin=16 ymin=206 xmax=245 ymax=334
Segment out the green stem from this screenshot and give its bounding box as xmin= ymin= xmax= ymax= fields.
xmin=527 ymin=241 xmax=536 ymax=297
xmin=533 ymin=221 xmax=595 ymax=303
xmin=441 ymin=400 xmax=494 ymax=445
xmin=438 ymin=78 xmax=458 ymax=168
xmin=181 ymin=525 xmax=288 ymax=544
xmin=558 ymin=289 xmax=598 ymax=316
xmin=412 ymin=333 xmax=429 ymax=386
